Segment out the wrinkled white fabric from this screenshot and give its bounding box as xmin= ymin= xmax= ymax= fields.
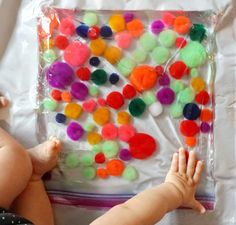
xmin=0 ymin=0 xmax=235 ymax=225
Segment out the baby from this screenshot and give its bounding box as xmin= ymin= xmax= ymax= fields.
xmin=0 ymin=96 xmax=205 ymax=225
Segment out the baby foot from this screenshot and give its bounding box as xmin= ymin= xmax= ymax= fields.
xmin=28 ymin=137 xmax=61 ymax=181
xmin=0 ymin=96 xmax=8 ymax=108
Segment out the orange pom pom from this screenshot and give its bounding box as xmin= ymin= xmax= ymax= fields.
xmin=61 ymin=91 xmax=72 ymax=102
xmin=93 ymin=107 xmax=111 ymax=126
xmin=90 ymin=38 xmax=106 ymax=56
xmin=129 ymin=65 xmax=158 ymax=92
xmin=97 ymin=168 xmax=109 ymax=179
xmin=174 ymin=16 xmax=191 ymax=35
xmin=185 ymin=136 xmax=197 ymax=148
xmin=106 ymin=159 xmax=125 ymax=176
xmin=200 ymin=109 xmax=213 ymax=122
xmin=127 ymin=19 xmax=144 ymax=38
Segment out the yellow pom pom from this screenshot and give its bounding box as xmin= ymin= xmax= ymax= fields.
xmin=90 ymin=38 xmax=106 ymax=56
xmin=191 ymin=76 xmax=205 ymax=93
xmin=87 ymin=132 xmax=102 ymax=145
xmin=103 ymin=46 xmax=122 ymax=64
xmin=108 ymin=14 xmax=125 ymax=32
xmin=117 ymin=111 xmax=131 ymax=124
xmin=64 ymin=103 xmax=82 ymax=119
xmin=93 ymin=107 xmax=111 ymax=126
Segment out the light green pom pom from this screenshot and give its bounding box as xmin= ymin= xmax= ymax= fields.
xmin=82 ymin=167 xmax=96 ymax=180
xmin=42 ymin=49 xmax=57 ymax=64
xmin=132 ymin=49 xmax=148 ymax=63
xmin=43 ymin=98 xmax=58 ymax=111
xmin=190 ymin=68 xmax=198 ymax=77
xmin=102 ymin=141 xmax=119 ymax=158
xmin=180 ymin=41 xmax=207 ymax=68
xmin=122 ymin=166 xmax=138 ymax=181
xmin=170 ymin=81 xmax=185 ymax=93
xmin=159 ymin=29 xmax=177 ymax=48
xmin=178 ymin=88 xmax=195 ymax=104
xmin=80 ymin=153 xmax=94 ymax=167
xmin=142 ymin=91 xmax=156 ymax=105
xmin=139 ymin=32 xmax=157 ymax=52
xmin=170 ymin=103 xmax=183 ymax=118
xmin=83 ymin=12 xmax=98 ymax=26
xmin=84 ymin=123 xmax=95 ymax=132
xmin=151 ymin=46 xmax=170 ymax=64
xmin=65 ymin=153 xmax=80 ymax=168
xmin=89 ymin=85 xmax=99 ymax=97
xmin=92 ymin=144 xmax=102 ymax=153
xmin=117 ymin=57 xmax=136 ymax=77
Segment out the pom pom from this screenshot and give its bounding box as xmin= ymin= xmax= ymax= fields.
xmin=64 ymin=41 xmax=90 ymax=67
xmin=90 ymin=38 xmax=106 ymax=56
xmin=87 ymin=132 xmax=102 ymax=145
xmin=173 ymin=15 xmax=191 ymax=35
xmin=151 ymin=20 xmax=165 ymax=35
xmin=189 ymin=24 xmax=206 ymax=42
xmin=55 ymin=35 xmax=69 ymax=49
xmin=148 ymin=101 xmax=163 ymax=117
xmin=159 ymin=29 xmax=177 ymax=47
xmin=119 ymin=148 xmax=132 ymax=161
xmin=83 ymin=12 xmax=98 ymax=26
xmin=102 ymin=141 xmax=119 ymax=159
xmin=156 ymin=87 xmax=175 ymax=105
xmin=70 ymin=82 xmax=88 ymax=101
xmin=122 ymin=84 xmax=136 ymax=99
xmin=65 ymin=153 xmax=80 ymax=168
xmin=55 ymin=113 xmax=67 ymax=123
xmin=51 ymin=89 xmax=62 ymax=101
xmin=195 ymin=90 xmax=210 ymax=105
xmin=109 ymin=73 xmax=120 ymax=84
xmin=118 ymin=124 xmax=136 ymax=142
xmin=91 ymin=69 xmax=107 ymax=85
xmin=82 ymin=99 xmax=97 ymax=113
xmin=76 ymin=67 xmax=91 ymax=81
xmin=139 ymin=32 xmax=157 ymax=52
xmin=127 ymin=19 xmax=144 ymax=38
xmin=129 ymin=133 xmax=157 ymax=159
xmin=106 ymin=159 xmax=125 ymax=176
xmin=93 ymin=107 xmax=110 ymax=126
xmin=115 ymin=31 xmax=133 ymax=49
xmin=76 ymin=24 xmax=89 ymax=38
xmin=64 ymin=103 xmax=82 ymax=119
xmin=89 ymin=57 xmax=100 ymax=67
xmin=151 ymin=46 xmax=170 ymax=64
xmin=67 ymin=122 xmax=84 ymax=141
xmin=100 ymin=25 xmax=113 ymax=38
xmin=169 ymin=61 xmax=188 ymax=80
xmin=82 ymin=167 xmax=96 ymax=180
xmin=59 ymin=18 xmax=75 ymax=36
xmin=179 ymin=120 xmax=199 ymax=137
xmin=128 ymin=98 xmax=146 ymax=117
xmin=183 ymin=103 xmax=201 ymax=120
xmin=103 ymin=46 xmax=122 ymax=64
xmin=117 ymin=57 xmax=136 ymax=77
xmin=108 ymin=14 xmax=126 ymax=32
xmin=101 ymin=123 xmax=118 ymax=140
xmin=122 ymin=166 xmax=138 ymax=181
xmin=117 ymin=111 xmax=131 ymax=125
xmin=43 ymin=98 xmax=58 ymax=111
xmin=106 ymin=91 xmax=124 ymax=109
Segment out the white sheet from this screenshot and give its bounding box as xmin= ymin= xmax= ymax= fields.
xmin=0 ymin=0 xmax=235 ymax=224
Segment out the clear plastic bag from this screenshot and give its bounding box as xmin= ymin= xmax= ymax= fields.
xmin=36 ymin=7 xmax=217 ymax=211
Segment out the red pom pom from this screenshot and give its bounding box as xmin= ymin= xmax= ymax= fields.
xmin=129 ymin=133 xmax=157 ymax=160
xmin=55 ymin=35 xmax=69 ymax=50
xmin=106 ymin=91 xmax=124 ymax=109
xmin=175 ymin=37 xmax=187 ymax=49
xmin=195 ymin=90 xmax=210 ymax=105
xmin=88 ymin=26 xmax=100 ymax=40
xmin=179 ymin=120 xmax=199 ymax=137
xmin=155 ymin=65 xmax=164 ymax=76
xmin=51 ymin=89 xmax=62 ymax=101
xmin=169 ymin=61 xmax=188 ymax=79
xmin=122 ymin=84 xmax=136 ymax=99
xmin=76 ymin=67 xmax=91 ymax=81
xmin=95 ymin=153 xmax=105 ymax=164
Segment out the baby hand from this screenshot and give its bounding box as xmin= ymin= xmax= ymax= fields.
xmin=0 ymin=96 xmax=8 ymax=108
xmin=165 ymin=148 xmax=205 ymax=213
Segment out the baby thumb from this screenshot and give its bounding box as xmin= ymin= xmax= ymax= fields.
xmin=191 ymin=200 xmax=206 ymax=214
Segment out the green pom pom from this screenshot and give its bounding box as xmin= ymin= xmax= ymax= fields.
xmin=170 ymin=103 xmax=183 ymax=118
xmin=92 ymin=144 xmax=102 ymax=153
xmin=170 ymin=81 xmax=185 ymax=93
xmin=89 ymin=85 xmax=100 ymax=97
xmin=159 ymin=29 xmax=177 ymax=48
xmin=82 ymin=167 xmax=96 ymax=180
xmin=122 ymin=166 xmax=138 ymax=181
xmin=43 ymin=98 xmax=58 ymax=111
xmin=83 ymin=12 xmax=98 ymax=26
xmin=65 ymin=153 xmax=80 ymax=168
xmin=128 ymin=98 xmax=146 ymax=117
xmin=102 ymin=141 xmax=119 ymax=158
xmin=189 ymin=24 xmax=206 ymax=42
xmin=178 ymin=88 xmax=195 ymax=104
xmin=139 ymin=32 xmax=157 ymax=52
xmin=42 ymin=49 xmax=57 ymax=64
xmin=91 ymin=69 xmax=107 ymax=85
xmin=180 ymin=41 xmax=207 ymax=68
xmin=132 ymin=49 xmax=147 ymax=63
xmin=117 ymin=57 xmax=136 ymax=77
xmin=80 ymin=153 xmax=94 ymax=167
xmin=84 ymin=123 xmax=95 ymax=132
xmin=190 ymin=68 xmax=198 ymax=77
xmin=151 ymin=46 xmax=170 ymax=64
xmin=142 ymin=91 xmax=156 ymax=105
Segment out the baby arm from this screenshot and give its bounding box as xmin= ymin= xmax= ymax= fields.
xmin=91 ymin=148 xmax=205 ymax=225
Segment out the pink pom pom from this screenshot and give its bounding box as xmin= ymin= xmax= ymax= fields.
xmin=59 ymin=18 xmax=75 ymax=36
xmin=115 ymin=31 xmax=133 ymax=49
xmin=118 ymin=125 xmax=136 ymax=142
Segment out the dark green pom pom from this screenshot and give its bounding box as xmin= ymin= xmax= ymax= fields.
xmin=91 ymin=69 xmax=107 ymax=85
xmin=189 ymin=24 xmax=206 ymax=42
xmin=128 ymin=98 xmax=146 ymax=117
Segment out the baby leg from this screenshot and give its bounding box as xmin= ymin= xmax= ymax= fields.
xmin=0 ymin=128 xmax=33 ymax=209
xmin=12 ymin=137 xmax=61 ymax=225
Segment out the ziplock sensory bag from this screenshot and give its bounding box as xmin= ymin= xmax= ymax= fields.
xmin=36 ymin=7 xmax=216 ymax=210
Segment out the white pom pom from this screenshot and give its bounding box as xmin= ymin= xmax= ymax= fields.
xmin=149 ymin=101 xmax=163 ymax=117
